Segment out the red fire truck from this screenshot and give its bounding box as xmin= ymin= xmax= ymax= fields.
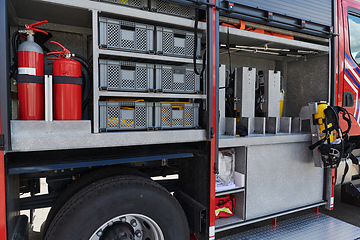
xmin=0 ymin=0 xmax=360 ymax=239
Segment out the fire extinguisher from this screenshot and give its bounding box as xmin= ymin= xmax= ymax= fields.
xmin=48 ymin=41 xmax=82 ymax=120
xmin=17 ymin=20 xmax=48 ymax=120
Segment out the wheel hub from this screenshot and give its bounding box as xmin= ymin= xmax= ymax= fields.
xmin=89 ymin=214 xmax=164 ymax=240
xmin=101 ymin=222 xmax=134 ymax=240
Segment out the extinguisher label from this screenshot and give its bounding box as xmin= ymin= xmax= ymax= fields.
xmin=18 ymin=67 xmax=36 ymax=76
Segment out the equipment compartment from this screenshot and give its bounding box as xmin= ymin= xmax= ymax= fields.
xmin=99 ymin=101 xmax=154 ymax=131
xmin=99 ymin=59 xmax=154 ymax=92
xmin=154 ymin=102 xmax=199 ymax=129
xmin=99 ymin=17 xmax=154 ymax=53
xmin=155 ymin=27 xmax=201 ymax=58
xmin=155 ymin=65 xmax=200 ymax=93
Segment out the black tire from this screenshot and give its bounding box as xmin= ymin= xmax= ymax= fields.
xmin=43 ymin=167 xmax=148 ymax=235
xmin=44 ymin=175 xmax=189 ymax=240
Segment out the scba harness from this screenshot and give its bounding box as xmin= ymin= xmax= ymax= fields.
xmin=309 ymin=105 xmax=358 ymax=184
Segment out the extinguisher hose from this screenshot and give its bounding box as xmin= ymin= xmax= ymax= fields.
xmin=71 ymin=54 xmax=93 ymax=112
xmin=9 ymin=31 xmax=21 ymax=78
xmin=73 ymin=54 xmax=92 ymax=71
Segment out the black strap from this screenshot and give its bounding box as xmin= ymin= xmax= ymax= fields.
xmin=309 ymin=139 xmax=324 ymax=150
xmin=341 ymin=160 xmax=349 ymax=185
xmin=16 ymin=74 xmax=44 ymax=84
xmin=350 ymin=154 xmax=359 ymax=165
xmin=53 ymin=76 xmax=82 ymax=85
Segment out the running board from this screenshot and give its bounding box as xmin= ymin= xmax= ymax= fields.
xmin=218 ymin=213 xmax=360 ymax=240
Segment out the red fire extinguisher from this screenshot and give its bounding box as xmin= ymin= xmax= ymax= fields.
xmin=48 ymin=41 xmax=82 ymax=120
xmin=17 ymin=20 xmax=48 ymax=120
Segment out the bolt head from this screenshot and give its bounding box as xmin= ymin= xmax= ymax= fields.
xmin=130 ymin=219 xmax=137 ymax=227
xmin=96 ymin=230 xmax=103 ymax=237
xmin=135 ymin=230 xmax=142 ymax=238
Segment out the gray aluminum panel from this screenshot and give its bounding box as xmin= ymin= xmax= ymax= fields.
xmin=219 ymin=133 xmax=311 ymax=148
xmin=10 ymin=129 xmax=206 ymax=152
xmin=229 ymin=0 xmax=332 ymax=25
xmin=246 ymin=142 xmax=324 ymax=219
xmin=11 ymin=120 xmax=91 ymax=135
xmin=218 ymin=213 xmax=360 ymax=240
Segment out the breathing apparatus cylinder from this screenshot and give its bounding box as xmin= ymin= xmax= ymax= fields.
xmin=48 ymin=41 xmax=82 ymax=120
xmin=17 ymin=20 xmax=48 ymax=120
xmin=314 ymin=102 xmax=334 ymax=142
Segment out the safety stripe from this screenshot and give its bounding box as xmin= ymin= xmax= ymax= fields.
xmin=344 ymin=75 xmax=359 ymax=124
xmin=215 ymin=207 xmax=233 ymax=216
xmin=344 ymin=53 xmax=360 ymax=124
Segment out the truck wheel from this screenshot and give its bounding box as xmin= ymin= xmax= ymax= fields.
xmin=44 ymin=175 xmax=189 ymax=240
xmin=43 ymin=167 xmax=148 ymax=235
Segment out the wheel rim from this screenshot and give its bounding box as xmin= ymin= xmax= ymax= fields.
xmin=89 ymin=213 xmax=165 ymax=240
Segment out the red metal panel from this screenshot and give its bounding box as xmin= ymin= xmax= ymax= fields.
xmin=0 ymin=116 xmax=7 ymax=239
xmin=209 ymin=3 xmax=217 ymax=239
xmin=338 ymin=0 xmax=360 ymax=136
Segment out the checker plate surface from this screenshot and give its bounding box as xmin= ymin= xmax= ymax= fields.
xmin=218 ymin=213 xmax=360 ymax=240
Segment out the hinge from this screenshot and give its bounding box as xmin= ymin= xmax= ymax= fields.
xmin=0 ymin=134 xmax=4 ymax=150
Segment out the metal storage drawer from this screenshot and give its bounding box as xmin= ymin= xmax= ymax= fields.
xmin=154 ymin=102 xmax=199 ymax=129
xmin=99 ymin=17 xmax=154 ymax=53
xmin=96 ymin=0 xmax=148 ymax=9
xmin=99 ymin=59 xmax=154 ymax=91
xmin=155 ymin=65 xmax=200 ymax=93
xmin=150 ymin=0 xmax=195 ymax=19
xmin=155 ymin=27 xmax=201 ymax=58
xmin=99 ymin=101 xmax=154 ymax=131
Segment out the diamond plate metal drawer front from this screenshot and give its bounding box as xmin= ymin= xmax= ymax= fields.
xmin=155 ymin=27 xmax=201 ymax=58
xmin=150 ymin=0 xmax=195 ymax=19
xmin=154 ymin=102 xmax=199 ymax=129
xmin=99 ymin=59 xmax=154 ymax=92
xmin=155 ymin=65 xmax=200 ymax=93
xmin=99 ymin=101 xmax=154 ymax=131
xmin=95 ymin=0 xmax=148 ymax=9
xmin=99 ymin=17 xmax=154 ymax=53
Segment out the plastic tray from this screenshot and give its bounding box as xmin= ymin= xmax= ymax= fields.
xmin=99 ymin=59 xmax=154 ymax=91
xmin=150 ymin=0 xmax=195 ymax=19
xmin=99 ymin=17 xmax=154 ymax=53
xmin=154 ymin=102 xmax=199 ymax=129
xmin=99 ymin=101 xmax=154 ymax=131
xmin=155 ymin=26 xmax=201 ymax=58
xmin=155 ymin=65 xmax=200 ymax=93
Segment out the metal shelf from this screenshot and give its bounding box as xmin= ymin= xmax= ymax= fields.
xmin=11 ymin=128 xmax=207 ymax=152
xmin=219 ymin=25 xmax=329 ymax=53
xmin=219 ymin=133 xmax=312 ymax=148
xmin=215 ymin=215 xmax=244 ymax=229
xmin=216 ymin=187 xmax=245 ymax=197
xmin=38 ymin=0 xmax=206 ymax=30
xmin=98 ymin=91 xmax=206 ymax=99
xmin=99 ymin=49 xmax=204 ymax=65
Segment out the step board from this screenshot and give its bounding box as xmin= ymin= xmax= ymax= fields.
xmin=218 ymin=213 xmax=360 ymax=240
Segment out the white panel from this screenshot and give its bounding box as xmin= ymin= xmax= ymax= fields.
xmin=264 ymin=70 xmax=281 ymax=117
xmin=234 ymin=67 xmax=256 ymax=118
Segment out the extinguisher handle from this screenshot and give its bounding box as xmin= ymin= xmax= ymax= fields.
xmin=26 ymin=20 xmax=49 ymax=35
xmin=47 ymin=41 xmax=71 ymax=57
